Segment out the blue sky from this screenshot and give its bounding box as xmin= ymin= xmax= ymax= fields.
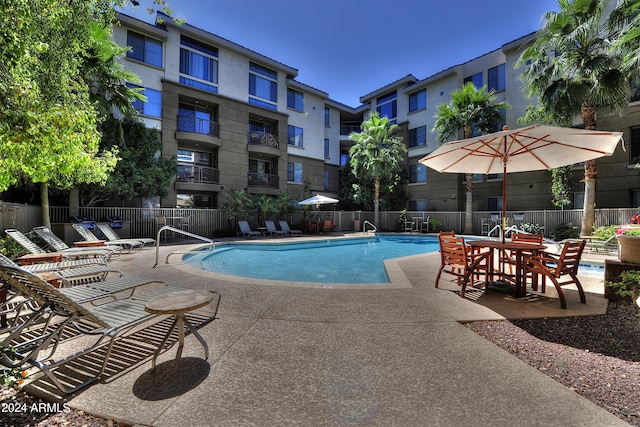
xmin=120 ymin=0 xmax=560 ymax=107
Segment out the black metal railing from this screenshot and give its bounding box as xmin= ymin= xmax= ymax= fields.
xmin=247 ymin=173 xmax=279 ymax=188
xmin=247 ymin=131 xmax=279 ymax=149
xmin=176 ymin=165 xmax=219 ymax=184
xmin=177 ymin=116 xmax=220 ymax=138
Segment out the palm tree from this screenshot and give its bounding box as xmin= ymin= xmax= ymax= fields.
xmin=432 ymin=82 xmax=508 ymax=234
xmin=517 ymin=0 xmax=632 ymax=236
xmin=349 ymin=112 xmax=406 ymax=226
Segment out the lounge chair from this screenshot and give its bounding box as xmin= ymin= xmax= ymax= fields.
xmin=0 ymin=265 xmax=219 ymax=394
xmin=6 ymin=228 xmax=116 ymax=262
xmin=584 ymin=234 xmax=618 ymax=255
xmin=32 ymin=226 xmax=122 ymax=259
xmin=237 ymin=220 xmax=262 ymax=237
xmin=264 ymin=220 xmax=287 ymax=236
xmin=96 ymin=223 xmax=156 ymax=247
xmin=72 ymin=223 xmax=143 ymax=252
xmin=279 ymin=220 xmax=302 ymax=234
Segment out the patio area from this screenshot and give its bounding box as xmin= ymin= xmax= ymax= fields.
xmin=20 ymin=236 xmax=626 ymax=426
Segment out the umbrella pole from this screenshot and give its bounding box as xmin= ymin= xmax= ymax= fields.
xmin=501 ymin=135 xmax=508 ymax=243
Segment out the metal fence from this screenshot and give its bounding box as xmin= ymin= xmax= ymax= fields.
xmin=2 ymin=202 xmax=638 ymax=241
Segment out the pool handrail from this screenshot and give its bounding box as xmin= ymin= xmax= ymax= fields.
xmin=363 ymin=220 xmax=377 ymax=234
xmin=154 ymin=225 xmax=215 ymax=267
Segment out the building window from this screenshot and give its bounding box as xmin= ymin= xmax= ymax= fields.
xmin=287 ymin=161 xmax=303 ymax=183
xmin=287 ymin=89 xmax=304 ymax=111
xmin=487 ymin=196 xmax=503 ymax=211
xmin=572 ymin=192 xmax=584 ymax=209
xmin=409 ymin=199 xmax=427 ymax=211
xmin=288 ymin=125 xmax=303 ymax=147
xmin=324 ymin=139 xmax=330 ymax=159
xmin=340 ymin=152 xmax=349 ymax=166
xmin=488 ymin=64 xmax=506 ymax=92
xmin=126 ymin=31 xmax=163 ymax=67
xmin=408 ymin=126 xmax=427 ymax=148
xmin=631 ymin=189 xmax=640 ymax=207
xmin=487 ymin=173 xmax=504 ymax=181
xmin=177 ymin=193 xmax=216 ymax=208
xmin=376 ymin=91 xmax=397 ymax=123
xmin=409 ymin=89 xmax=426 ymax=112
xmin=409 ymin=164 xmax=426 ymax=183
xmin=324 ymin=107 xmax=330 ymax=127
xmin=472 ymin=174 xmax=483 ymax=182
xmin=179 ymin=36 xmax=218 ymax=93
xmin=463 ymin=72 xmax=483 ymax=89
xmin=178 ymin=103 xmax=215 ymax=135
xmin=630 ymin=126 xmax=640 ymax=164
xmin=127 ymin=84 xmax=162 ymax=117
xmin=249 ymin=62 xmax=277 ymax=110
xmin=324 ymin=170 xmax=330 ymax=191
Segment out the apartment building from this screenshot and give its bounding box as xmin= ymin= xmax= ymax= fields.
xmin=114 ymin=11 xmax=640 ymax=211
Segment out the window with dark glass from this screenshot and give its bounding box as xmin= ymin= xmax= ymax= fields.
xmin=409 ymin=164 xmax=426 ymax=183
xmin=324 ymin=138 xmax=330 ymax=158
xmin=409 ymin=89 xmax=426 ymax=112
xmin=376 ymin=91 xmax=397 ymax=122
xmin=409 ymin=199 xmax=427 ymax=211
xmin=179 ymin=36 xmax=218 ymax=93
xmin=126 ymin=31 xmax=163 ymax=67
xmin=630 ymin=126 xmax=640 ymax=164
xmin=287 ymin=89 xmax=304 ymax=111
xmin=487 ymin=64 xmax=506 ymax=92
xmin=288 ymin=125 xmax=303 ymax=147
xmin=178 ymin=103 xmax=214 ymax=135
xmin=463 ymin=72 xmax=483 ymax=89
xmin=408 ymin=126 xmax=427 ymax=148
xmin=324 ymin=107 xmax=330 ymax=126
xmin=249 ymin=62 xmax=277 ymax=110
xmin=126 ymin=84 xmax=162 ymax=117
xmin=287 ymin=162 xmax=303 ymax=182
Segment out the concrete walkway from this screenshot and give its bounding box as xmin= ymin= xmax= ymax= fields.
xmin=28 ymin=237 xmax=627 ymax=426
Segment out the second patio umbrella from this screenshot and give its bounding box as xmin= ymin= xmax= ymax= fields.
xmin=419 ymin=124 xmax=623 ymax=240
xmin=298 ymin=194 xmax=339 ymax=208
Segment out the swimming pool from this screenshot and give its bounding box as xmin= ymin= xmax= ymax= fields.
xmin=183 ymin=235 xmax=440 ymax=284
xmin=182 ymin=235 xmax=605 ymax=284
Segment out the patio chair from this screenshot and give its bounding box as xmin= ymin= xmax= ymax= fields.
xmin=435 ymin=233 xmax=491 ymax=297
xmin=32 ymin=226 xmax=122 ymax=259
xmin=96 ymin=223 xmax=156 ymax=247
xmin=523 ymin=239 xmax=587 ymax=309
xmin=237 ymin=220 xmax=262 ymax=237
xmin=279 ymin=220 xmax=302 ymax=234
xmin=6 ymin=228 xmax=116 ymax=262
xmin=264 ymin=220 xmax=287 ymax=236
xmin=72 ymin=223 xmax=143 ymax=252
xmin=501 ymin=232 xmax=545 ymax=276
xmin=0 ymin=265 xmax=218 ymax=394
xmin=321 ymin=220 xmax=335 ymax=234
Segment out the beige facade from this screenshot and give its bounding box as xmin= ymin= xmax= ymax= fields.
xmin=115 ymin=11 xmax=640 ymax=211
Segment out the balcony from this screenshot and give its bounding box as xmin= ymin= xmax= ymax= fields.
xmin=247 ymin=131 xmax=281 ymax=157
xmin=248 ymin=173 xmax=279 ymax=189
xmin=340 ymin=124 xmax=361 ymax=136
xmin=176 ymin=116 xmax=221 ymax=146
xmin=176 ymin=165 xmax=219 ymax=184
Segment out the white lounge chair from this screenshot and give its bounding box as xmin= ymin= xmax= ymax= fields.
xmin=72 ymin=223 xmax=142 ymax=252
xmin=279 ymin=220 xmax=302 ymax=234
xmin=6 ymin=228 xmax=117 ymax=262
xmin=96 ymin=223 xmax=156 ymax=247
xmin=237 ymin=220 xmax=262 ymax=237
xmin=265 ymin=220 xmax=287 ymax=236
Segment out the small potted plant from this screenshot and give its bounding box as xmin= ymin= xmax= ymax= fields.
xmin=616 ymin=215 xmax=640 ymax=263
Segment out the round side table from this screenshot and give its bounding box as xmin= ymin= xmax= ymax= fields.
xmin=145 ymin=289 xmax=214 ymax=369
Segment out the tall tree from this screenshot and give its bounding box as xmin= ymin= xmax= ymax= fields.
xmin=0 ymin=0 xmax=118 ymax=227
xmin=349 ymin=113 xmax=406 ymax=226
xmin=517 ymin=0 xmax=632 ymax=236
xmin=432 ymin=82 xmax=508 ymax=233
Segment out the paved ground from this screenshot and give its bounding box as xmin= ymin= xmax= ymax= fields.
xmin=24 ymin=234 xmax=627 ymax=426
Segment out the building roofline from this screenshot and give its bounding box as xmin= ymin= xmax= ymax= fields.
xmin=359 ymin=74 xmax=419 ymax=103
xmin=287 ymin=79 xmax=328 ymax=99
xmin=116 ymin=12 xmax=168 ymax=39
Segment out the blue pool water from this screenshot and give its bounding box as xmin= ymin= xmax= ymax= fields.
xmin=182 ymin=235 xmax=605 ymax=284
xmin=183 ymin=235 xmax=440 ymax=284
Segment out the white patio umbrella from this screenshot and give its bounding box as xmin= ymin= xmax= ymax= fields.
xmin=298 ymin=194 xmax=339 ymax=208
xmin=419 ymin=124 xmax=623 ymax=240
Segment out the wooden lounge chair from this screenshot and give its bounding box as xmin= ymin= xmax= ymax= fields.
xmin=264 ymin=220 xmax=287 ymax=236
xmin=237 ymin=220 xmax=262 ymax=237
xmin=72 ymin=223 xmax=143 ymax=252
xmin=279 ymin=220 xmax=302 ymax=234
xmin=0 ymin=265 xmax=220 ymax=394
xmin=96 ymin=223 xmax=156 ymax=247
xmin=435 ymin=233 xmax=491 ymax=297
xmin=523 ymin=239 xmax=587 ymax=309
xmin=6 ymin=228 xmax=116 ymax=262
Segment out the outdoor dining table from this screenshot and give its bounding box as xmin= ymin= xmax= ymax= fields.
xmin=468 ymin=240 xmax=546 ymax=298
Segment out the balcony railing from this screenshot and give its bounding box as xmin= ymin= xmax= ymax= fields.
xmin=177 ymin=116 xmax=220 ymax=138
xmin=248 ymin=131 xmax=279 ymax=149
xmin=340 ymin=124 xmax=361 ymax=135
xmin=248 ymin=173 xmax=279 ymax=188
xmin=176 ymin=165 xmax=219 ymax=184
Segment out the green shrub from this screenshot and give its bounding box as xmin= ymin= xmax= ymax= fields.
xmin=592 ymin=225 xmax=618 ymax=241
xmin=427 ymin=218 xmax=442 ymax=232
xmin=606 ymin=270 xmax=640 ymax=305
xmin=0 ymin=237 xmax=22 ymax=259
xmin=551 ymin=223 xmax=579 ymax=241
xmin=520 ymin=222 xmax=544 ymax=235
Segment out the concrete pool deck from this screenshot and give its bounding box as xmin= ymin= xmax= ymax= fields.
xmin=23 ymin=234 xmax=626 ymax=426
